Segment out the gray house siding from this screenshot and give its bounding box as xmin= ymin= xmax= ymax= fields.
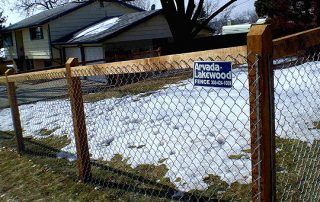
xmin=106 ymin=15 xmax=173 ymax=43
xmin=49 ymin=2 xmax=137 ymax=42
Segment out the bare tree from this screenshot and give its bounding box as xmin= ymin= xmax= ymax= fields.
xmin=0 ymin=10 xmax=6 ymax=29
xmin=11 ymin=0 xmax=77 ymax=16
xmin=128 ymin=0 xmax=154 ymax=10
xmin=0 ymin=0 xmax=80 ymax=16
xmin=197 ymin=0 xmax=220 ymax=22
xmin=4 ymin=0 xmax=153 ymax=16
xmin=0 ymin=9 xmax=7 ymax=58
xmin=232 ymin=10 xmax=258 ymax=24
xmin=160 ymin=0 xmax=237 ymax=49
xmin=209 ymin=5 xmax=234 ymax=34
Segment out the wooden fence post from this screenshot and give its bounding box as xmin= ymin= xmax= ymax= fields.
xmin=5 ymin=69 xmax=25 ymax=153
xmin=65 ymin=58 xmax=91 ymax=182
xmin=247 ymin=25 xmax=276 ymax=201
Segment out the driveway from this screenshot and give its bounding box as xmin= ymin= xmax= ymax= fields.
xmin=0 ymin=79 xmax=110 ymax=109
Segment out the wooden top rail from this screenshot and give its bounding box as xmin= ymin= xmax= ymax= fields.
xmin=3 ymin=68 xmax=67 ymax=83
xmin=273 ymin=27 xmax=320 ymax=59
xmin=72 ymin=45 xmax=247 ymax=77
xmin=0 ymin=45 xmax=247 ymax=83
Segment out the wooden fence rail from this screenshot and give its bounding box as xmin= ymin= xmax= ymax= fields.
xmin=0 ymin=45 xmax=247 ymax=83
xmin=273 ymin=27 xmax=320 ymax=59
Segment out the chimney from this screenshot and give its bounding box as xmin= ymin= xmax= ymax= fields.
xmin=227 ymin=19 xmax=232 ymax=26
xmin=151 ymin=4 xmax=156 ymax=10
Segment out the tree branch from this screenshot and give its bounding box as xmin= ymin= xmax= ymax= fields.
xmin=191 ymin=0 xmax=204 ymax=22
xmin=191 ymin=0 xmax=237 ymax=37
xmin=186 ymin=0 xmax=196 ymax=19
xmin=14 ymin=0 xmax=73 ymax=15
xmin=176 ymin=0 xmax=185 ymax=15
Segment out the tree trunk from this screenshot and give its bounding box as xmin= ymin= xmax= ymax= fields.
xmin=161 ymin=4 xmax=194 ymax=52
xmin=316 ymin=0 xmax=320 ymax=26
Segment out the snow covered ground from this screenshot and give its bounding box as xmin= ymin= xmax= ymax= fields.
xmin=0 ymin=85 xmax=6 ymax=92
xmin=0 ymin=62 xmax=319 ymax=191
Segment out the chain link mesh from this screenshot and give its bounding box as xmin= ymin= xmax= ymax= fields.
xmin=0 ymin=83 xmax=8 ymax=110
xmin=74 ymin=54 xmax=257 ymax=201
xmin=0 ymin=76 xmax=82 ymax=197
xmin=0 ymin=53 xmax=262 ymax=201
xmin=274 ymin=48 xmax=320 ymax=201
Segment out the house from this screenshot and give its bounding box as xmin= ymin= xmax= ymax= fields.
xmin=53 ymin=9 xmax=173 ymax=65
xmin=2 ymin=1 xmax=212 ymax=72
xmin=1 ymin=0 xmax=143 ymax=71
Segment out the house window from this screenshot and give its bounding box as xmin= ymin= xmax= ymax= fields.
xmin=3 ymin=33 xmax=13 ymax=47
xmin=30 ymin=26 xmax=44 ymax=40
xmin=44 ymin=60 xmax=52 ymax=67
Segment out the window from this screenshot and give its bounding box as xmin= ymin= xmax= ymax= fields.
xmin=44 ymin=60 xmax=52 ymax=67
xmin=30 ymin=26 xmax=44 ymax=40
xmin=3 ymin=33 xmax=13 ymax=47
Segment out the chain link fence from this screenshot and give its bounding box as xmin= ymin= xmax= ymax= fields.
xmin=273 ymin=47 xmax=320 ymax=201
xmin=0 ymin=52 xmax=261 ymax=201
xmin=1 ymin=36 xmax=319 ymax=201
xmin=78 ymin=53 xmax=258 ymax=201
xmin=0 ymin=83 xmax=8 ymax=110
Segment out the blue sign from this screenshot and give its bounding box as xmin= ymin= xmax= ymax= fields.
xmin=193 ymin=61 xmax=232 ymax=88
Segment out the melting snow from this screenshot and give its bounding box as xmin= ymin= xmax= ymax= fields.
xmin=0 ymin=62 xmax=320 ymax=191
xmin=73 ymin=17 xmax=120 ymax=39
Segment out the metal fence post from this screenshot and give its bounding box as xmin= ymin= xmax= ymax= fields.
xmin=65 ymin=58 xmax=91 ymax=182
xmin=247 ymin=25 xmax=276 ymax=201
xmin=5 ymin=69 xmax=25 ymax=153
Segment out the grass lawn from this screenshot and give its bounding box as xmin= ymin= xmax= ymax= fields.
xmin=82 ymin=71 xmax=192 ymax=103
xmin=0 ymin=130 xmax=251 ymax=201
xmin=1 ymin=128 xmax=320 ymax=201
xmin=0 ymin=131 xmax=172 ymax=201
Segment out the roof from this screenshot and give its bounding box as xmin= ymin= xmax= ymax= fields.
xmin=3 ymin=0 xmax=144 ymax=32
xmin=53 ymin=9 xmax=162 ymax=45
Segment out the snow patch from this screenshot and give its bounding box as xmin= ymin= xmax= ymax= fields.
xmin=73 ymin=17 xmax=120 ymax=39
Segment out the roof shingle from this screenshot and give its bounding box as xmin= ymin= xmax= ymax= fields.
xmin=53 ymin=9 xmax=162 ymax=44
xmin=4 ymin=2 xmax=93 ymax=31
xmin=3 ymin=0 xmax=144 ymax=32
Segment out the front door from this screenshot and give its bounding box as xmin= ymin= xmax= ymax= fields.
xmin=15 ymin=31 xmax=27 ymax=71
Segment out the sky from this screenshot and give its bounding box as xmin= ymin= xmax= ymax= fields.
xmin=3 ymin=0 xmax=256 ymax=26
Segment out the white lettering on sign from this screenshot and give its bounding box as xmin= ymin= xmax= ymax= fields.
xmin=193 ymin=61 xmax=233 ymax=88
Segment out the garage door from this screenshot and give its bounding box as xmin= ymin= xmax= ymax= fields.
xmin=65 ymin=47 xmax=81 ymax=62
xmin=84 ymin=47 xmax=107 ymax=82
xmin=85 ymin=47 xmax=104 ymax=64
